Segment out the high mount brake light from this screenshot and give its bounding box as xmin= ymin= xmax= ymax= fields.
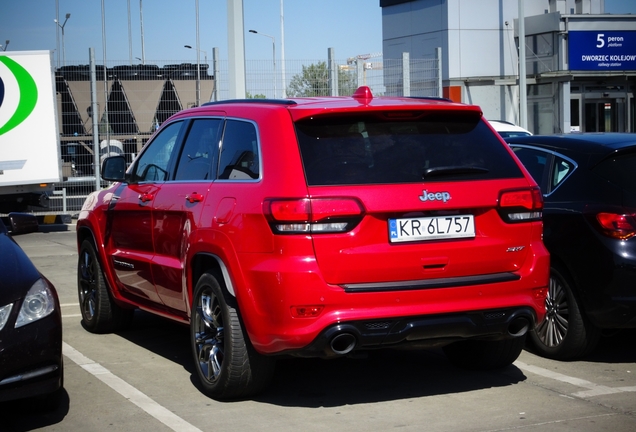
xmin=264 ymin=198 xmax=364 ymax=234
xmin=498 ymin=187 xmax=543 ymax=223
xmin=596 ymin=213 xmax=636 ymax=240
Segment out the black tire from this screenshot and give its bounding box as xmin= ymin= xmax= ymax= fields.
xmin=529 ymin=265 xmax=600 ymax=360
xmin=443 ymin=335 xmax=526 ymax=370
xmin=191 ymin=272 xmax=275 ymax=400
xmin=77 ymin=239 xmax=134 ymax=333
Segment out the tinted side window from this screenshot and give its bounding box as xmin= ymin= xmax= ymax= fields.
xmin=594 ymin=152 xmax=636 ymax=193
xmin=131 ymin=121 xmax=182 ymax=182
xmin=174 ymin=119 xmax=223 ymax=181
xmin=296 ymin=114 xmax=522 ymax=186
xmin=593 ymin=151 xmax=636 ymax=206
xmin=551 ymin=156 xmax=574 ymax=191
xmin=218 ymin=120 xmax=259 ymax=180
xmin=511 ymin=147 xmax=549 ymax=193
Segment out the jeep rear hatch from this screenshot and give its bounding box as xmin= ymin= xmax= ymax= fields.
xmin=286 ymin=110 xmax=542 ymax=287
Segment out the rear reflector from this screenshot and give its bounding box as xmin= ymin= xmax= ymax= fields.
xmin=596 ymin=213 xmax=636 ymax=240
xmin=291 ymin=305 xmax=324 ymax=318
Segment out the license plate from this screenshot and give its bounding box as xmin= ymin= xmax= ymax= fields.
xmin=389 ymin=215 xmax=475 ymax=243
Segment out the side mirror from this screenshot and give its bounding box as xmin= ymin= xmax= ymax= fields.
xmin=102 ymin=156 xmax=127 ymax=182
xmin=6 ymin=213 xmax=39 ymax=235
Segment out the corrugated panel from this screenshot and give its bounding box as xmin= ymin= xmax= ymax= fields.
xmin=119 ymin=80 xmax=165 ymax=134
xmin=172 ymin=80 xmax=215 ymax=109
xmin=67 ymin=80 xmax=110 ymax=130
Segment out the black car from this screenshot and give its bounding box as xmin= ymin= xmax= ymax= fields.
xmin=506 ymin=133 xmax=636 ymax=359
xmin=0 ymin=214 xmax=63 ymax=403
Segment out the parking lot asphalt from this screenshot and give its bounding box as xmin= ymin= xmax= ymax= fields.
xmin=3 ymin=227 xmax=636 ymax=432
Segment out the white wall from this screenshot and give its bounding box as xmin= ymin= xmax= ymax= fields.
xmin=382 ymin=0 xmax=601 ymax=79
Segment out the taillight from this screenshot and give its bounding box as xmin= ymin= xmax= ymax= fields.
xmin=498 ymin=187 xmax=543 ymax=223
xmin=596 ymin=213 xmax=636 ymax=240
xmin=263 ymin=197 xmax=364 ymax=234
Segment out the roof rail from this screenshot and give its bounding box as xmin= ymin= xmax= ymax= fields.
xmin=406 ymin=96 xmax=453 ymax=103
xmin=202 ymin=99 xmax=297 ymax=107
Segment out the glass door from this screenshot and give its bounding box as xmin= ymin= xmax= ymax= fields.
xmin=584 ymin=99 xmax=626 ymax=132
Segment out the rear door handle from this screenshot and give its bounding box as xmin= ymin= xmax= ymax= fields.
xmin=139 ymin=193 xmax=154 ymax=203
xmin=186 ymin=193 xmax=205 ymax=203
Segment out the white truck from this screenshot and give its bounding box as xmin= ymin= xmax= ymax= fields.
xmin=0 ymin=50 xmax=61 ymax=213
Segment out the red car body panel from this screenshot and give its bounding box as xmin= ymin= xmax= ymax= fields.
xmin=77 ymin=91 xmax=549 ymax=356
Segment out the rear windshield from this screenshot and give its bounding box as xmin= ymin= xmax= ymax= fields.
xmin=295 ymin=112 xmax=523 ymax=186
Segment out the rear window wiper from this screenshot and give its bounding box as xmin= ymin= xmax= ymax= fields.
xmin=423 ymin=166 xmax=489 ymax=179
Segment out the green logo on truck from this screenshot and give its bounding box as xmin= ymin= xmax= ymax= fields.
xmin=0 ymin=56 xmax=38 ymax=136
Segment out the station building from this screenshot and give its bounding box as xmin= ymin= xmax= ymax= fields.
xmin=380 ymin=0 xmax=636 ymax=133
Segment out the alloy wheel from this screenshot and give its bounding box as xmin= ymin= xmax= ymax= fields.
xmin=535 ymin=275 xmax=569 ymax=347
xmin=194 ymin=290 xmax=225 ymax=383
xmin=78 ymin=248 xmax=98 ymax=322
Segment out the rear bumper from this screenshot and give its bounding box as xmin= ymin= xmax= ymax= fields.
xmin=281 ymin=306 xmax=537 ymax=358
xmin=587 ymin=297 xmax=636 ymax=329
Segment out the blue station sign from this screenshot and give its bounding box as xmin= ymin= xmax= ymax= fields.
xmin=569 ymin=31 xmax=636 ymax=71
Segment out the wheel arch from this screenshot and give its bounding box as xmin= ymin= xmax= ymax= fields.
xmin=191 ymin=252 xmax=237 ymax=299
xmin=548 ymin=253 xmax=590 ymax=313
xmin=76 ymin=225 xmax=97 ymax=250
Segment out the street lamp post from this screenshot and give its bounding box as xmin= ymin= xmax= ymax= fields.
xmin=54 ymin=13 xmax=71 ymax=67
xmin=0 ymin=40 xmax=9 ymax=51
xmin=185 ymin=45 xmax=207 ymax=106
xmin=249 ymin=29 xmax=276 ymax=98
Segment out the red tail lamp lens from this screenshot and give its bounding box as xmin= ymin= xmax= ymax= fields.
xmin=267 ymin=199 xmax=311 ymax=222
xmin=596 ymin=213 xmax=636 ymax=240
xmin=500 ymin=187 xmax=543 ymax=210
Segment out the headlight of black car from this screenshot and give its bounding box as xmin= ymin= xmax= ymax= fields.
xmin=0 ymin=278 xmax=56 ymax=330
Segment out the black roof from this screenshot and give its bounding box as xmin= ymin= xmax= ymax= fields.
xmin=506 ymin=133 xmax=636 ymax=157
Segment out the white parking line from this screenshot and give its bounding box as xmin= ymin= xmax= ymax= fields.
xmin=515 ymin=361 xmax=636 ymax=397
xmin=63 ymin=342 xmax=203 ymax=432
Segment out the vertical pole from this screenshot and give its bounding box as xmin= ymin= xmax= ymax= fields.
xmin=519 ymin=0 xmax=527 ymax=129
xmin=89 ymin=48 xmax=100 ymax=192
xmin=127 ymin=0 xmax=133 ymax=64
xmin=55 ymin=0 xmax=60 ymax=68
xmin=280 ymin=0 xmax=286 ymax=98
xmin=140 ymin=0 xmax=146 ymax=64
xmin=436 ymin=47 xmax=443 ymax=98
xmin=328 ymin=47 xmax=337 ymax=96
xmin=213 ymin=47 xmax=220 ymax=101
xmin=272 ymin=39 xmax=276 ymax=98
xmin=227 ymin=0 xmax=246 ymax=99
xmin=195 ymin=0 xmax=201 ymax=106
xmin=402 ymin=52 xmax=410 ymax=97
xmin=101 ymin=0 xmax=110 ymax=157
xmin=62 ymin=28 xmax=66 ymax=67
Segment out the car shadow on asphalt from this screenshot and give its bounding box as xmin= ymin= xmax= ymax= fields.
xmin=117 ymin=310 xmax=529 ymax=407
xmin=522 ymin=329 xmax=636 ymax=364
xmin=0 ymin=389 xmax=70 ymax=432
xmin=257 ymin=350 xmax=527 ymax=407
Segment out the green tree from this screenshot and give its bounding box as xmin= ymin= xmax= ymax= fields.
xmin=246 ymin=92 xmax=267 ymax=99
xmin=287 ymin=61 xmax=357 ymax=97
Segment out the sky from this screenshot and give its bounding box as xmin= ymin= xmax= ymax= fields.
xmin=1 ymin=0 xmax=635 ymax=67
xmin=0 ymin=0 xmax=384 ymax=66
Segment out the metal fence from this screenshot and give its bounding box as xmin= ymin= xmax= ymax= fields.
xmin=45 ymin=50 xmax=441 ymax=215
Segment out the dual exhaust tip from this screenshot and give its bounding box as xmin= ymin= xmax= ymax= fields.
xmin=326 ymin=315 xmax=531 ymax=357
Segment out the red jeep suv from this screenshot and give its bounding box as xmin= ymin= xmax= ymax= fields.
xmin=77 ymin=87 xmax=549 ymax=399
